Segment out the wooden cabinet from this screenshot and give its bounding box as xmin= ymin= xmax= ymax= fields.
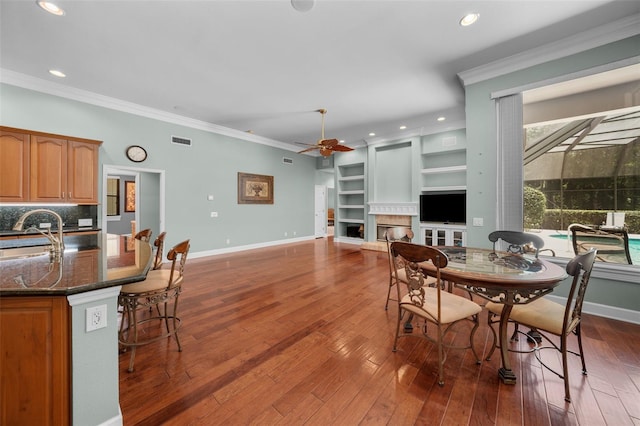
xmin=0 ymin=296 xmax=70 ymax=425
xmin=30 ymin=135 xmax=100 ymax=204
xmin=0 ymin=129 xmax=30 ymax=202
xmin=0 ymin=127 xmax=101 ymax=204
xmin=421 ymin=223 xmax=467 ymax=247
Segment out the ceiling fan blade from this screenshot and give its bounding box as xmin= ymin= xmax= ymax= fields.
xmin=297 ymin=146 xmax=320 ymax=154
xmin=329 ymin=144 xmax=354 ymax=152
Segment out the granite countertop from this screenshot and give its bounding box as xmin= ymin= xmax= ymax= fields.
xmin=0 ymin=227 xmax=102 ymax=238
xmin=0 ymin=239 xmax=152 ymax=296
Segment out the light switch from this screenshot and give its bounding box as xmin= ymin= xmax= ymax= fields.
xmin=472 ymin=217 xmax=483 ymax=226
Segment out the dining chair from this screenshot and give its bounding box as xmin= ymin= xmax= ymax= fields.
xmin=134 ymin=228 xmax=153 ymax=242
xmin=390 ymin=241 xmax=482 ymax=386
xmin=488 ymin=229 xmax=556 ymax=342
xmin=118 ymin=239 xmax=190 ymax=372
xmin=488 ymin=230 xmax=555 ymax=257
xmin=152 ymin=231 xmax=167 ymax=270
xmin=384 ymin=227 xmax=439 ymax=310
xmin=485 ymin=249 xmax=597 ymax=402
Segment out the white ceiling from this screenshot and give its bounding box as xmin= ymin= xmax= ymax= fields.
xmin=1 ymin=0 xmax=639 ymax=151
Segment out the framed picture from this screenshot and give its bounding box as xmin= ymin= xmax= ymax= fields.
xmin=125 ymin=181 xmax=136 ymax=212
xmin=238 ymin=172 xmax=274 ymax=204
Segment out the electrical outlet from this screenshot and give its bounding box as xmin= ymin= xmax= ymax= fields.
xmin=210 ymin=211 xmax=218 ymax=218
xmin=78 ymin=218 xmax=92 ymax=227
xmin=39 ymin=222 xmax=51 ymax=228
xmin=86 ymin=304 xmax=107 ymax=332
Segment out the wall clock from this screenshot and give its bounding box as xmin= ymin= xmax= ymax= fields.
xmin=126 ymin=145 xmax=147 ymax=162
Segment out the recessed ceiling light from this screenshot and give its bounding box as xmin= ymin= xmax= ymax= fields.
xmin=399 ymin=125 xmax=407 ymax=130
xmin=48 ymin=69 xmax=66 ymax=78
xmin=37 ymin=1 xmax=65 ymax=16
xmin=460 ymin=13 xmax=479 ymax=27
xmin=368 ymin=132 xmax=376 ymax=137
xmin=291 ymin=0 xmax=314 ymax=12
xmin=339 ymin=139 xmax=345 ymax=143
xmin=437 ymin=116 xmax=446 ymax=122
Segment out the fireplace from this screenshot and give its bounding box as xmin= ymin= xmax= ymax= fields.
xmin=361 ymin=202 xmax=418 ymax=251
xmin=376 ymin=215 xmax=412 ymax=241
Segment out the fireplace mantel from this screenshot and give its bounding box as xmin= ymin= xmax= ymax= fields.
xmin=368 ymin=202 xmax=418 ymax=216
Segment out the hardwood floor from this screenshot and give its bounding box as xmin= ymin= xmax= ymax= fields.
xmin=119 ymin=238 xmax=640 ymax=425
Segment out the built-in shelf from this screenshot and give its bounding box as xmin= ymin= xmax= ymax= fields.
xmin=421 ymin=165 xmax=467 ymax=175
xmin=337 ymin=218 xmax=364 ymax=224
xmin=421 ymin=147 xmax=466 ymax=193
xmin=336 ymin=162 xmax=366 ymax=241
xmin=338 ymin=175 xmax=364 ymax=181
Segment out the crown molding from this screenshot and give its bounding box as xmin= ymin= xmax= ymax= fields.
xmin=458 ymin=14 xmax=640 ymax=87
xmin=0 ymin=69 xmax=298 ymax=152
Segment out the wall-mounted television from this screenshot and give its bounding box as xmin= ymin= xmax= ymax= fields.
xmin=420 ymin=193 xmax=466 ymax=224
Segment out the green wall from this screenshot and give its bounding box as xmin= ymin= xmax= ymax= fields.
xmin=0 ymin=84 xmax=317 ymax=253
xmin=464 ymin=35 xmax=640 ymax=313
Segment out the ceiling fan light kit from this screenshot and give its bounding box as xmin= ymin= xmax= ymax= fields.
xmin=296 ymin=109 xmax=354 ymax=157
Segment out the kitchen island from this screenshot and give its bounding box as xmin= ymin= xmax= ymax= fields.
xmin=0 ymin=236 xmax=152 ymax=426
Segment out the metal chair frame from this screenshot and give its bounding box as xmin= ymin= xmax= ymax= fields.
xmin=391 ymin=241 xmax=482 ymax=386
xmin=485 ymin=249 xmax=597 ymax=402
xmin=488 ymin=230 xmax=555 ymax=258
xmin=118 ymin=239 xmax=190 ymax=372
xmin=384 ymin=226 xmax=415 ymax=310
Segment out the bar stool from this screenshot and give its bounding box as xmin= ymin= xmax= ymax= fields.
xmin=152 ymin=231 xmax=166 ymax=270
xmin=118 ymin=239 xmax=190 ymax=372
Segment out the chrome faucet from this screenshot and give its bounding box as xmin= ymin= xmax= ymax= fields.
xmin=12 ymin=209 xmax=65 ymax=257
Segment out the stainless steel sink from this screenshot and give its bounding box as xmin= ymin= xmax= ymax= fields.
xmin=0 ymin=246 xmax=52 ymax=261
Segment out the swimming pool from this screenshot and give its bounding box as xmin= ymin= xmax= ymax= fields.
xmin=549 ymin=234 xmax=640 ymax=264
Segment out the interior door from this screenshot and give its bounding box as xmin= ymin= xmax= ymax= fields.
xmin=314 ymin=185 xmax=327 ymax=238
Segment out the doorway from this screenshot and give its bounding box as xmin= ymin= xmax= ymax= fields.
xmin=102 ymin=165 xmax=165 ymax=245
xmin=314 ymin=185 xmax=327 ymax=238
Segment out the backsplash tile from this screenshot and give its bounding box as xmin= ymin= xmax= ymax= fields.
xmin=0 ymin=205 xmax=98 ymax=232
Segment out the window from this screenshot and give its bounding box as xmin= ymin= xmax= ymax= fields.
xmin=107 ymin=177 xmax=120 ymax=216
xmin=494 ymin=64 xmax=640 ymax=271
xmin=523 ymin=107 xmax=640 ymax=264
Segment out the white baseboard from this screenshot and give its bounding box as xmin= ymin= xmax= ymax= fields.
xmin=97 ymin=406 xmax=123 ymax=426
xmin=547 ymin=295 xmax=640 ymax=325
xmin=189 ymin=235 xmax=316 ymax=259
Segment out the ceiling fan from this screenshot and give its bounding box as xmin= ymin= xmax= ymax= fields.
xmin=296 ymin=109 xmax=354 ymax=157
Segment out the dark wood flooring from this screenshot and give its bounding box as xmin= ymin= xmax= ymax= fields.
xmin=118 ymin=237 xmax=640 ymax=425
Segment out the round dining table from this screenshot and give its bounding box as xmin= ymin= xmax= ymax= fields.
xmin=421 ymin=246 xmax=568 ymax=384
